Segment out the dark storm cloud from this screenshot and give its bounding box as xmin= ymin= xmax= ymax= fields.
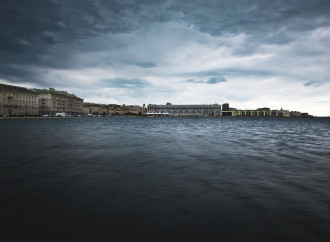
xmin=0 ymin=65 xmax=36 ymax=82
xmin=177 ymin=0 xmax=330 ymax=36
xmin=0 ymin=0 xmax=136 ymax=60
xmin=0 ymin=0 xmax=176 ymax=83
xmin=1 ymin=0 xmax=330 ymax=86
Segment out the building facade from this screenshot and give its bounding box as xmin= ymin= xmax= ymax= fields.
xmin=83 ymin=103 xmax=100 ymax=115
xmin=227 ymin=109 xmax=290 ymax=117
xmin=0 ymin=83 xmax=39 ymax=116
xmin=83 ymin=103 xmax=111 ymax=115
xmin=290 ymin=111 xmax=301 ymax=117
xmin=221 ymin=104 xmax=290 ymax=117
xmin=147 ymin=103 xmax=222 ymax=116
xmin=147 ymin=103 xmax=292 ymax=117
xmin=120 ymin=104 xmax=145 ymax=115
xmin=35 ymin=88 xmax=83 ymax=116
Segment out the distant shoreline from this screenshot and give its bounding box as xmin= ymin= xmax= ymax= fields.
xmin=0 ymin=116 xmax=102 ymax=120
xmin=1 ymin=116 xmax=328 ymax=120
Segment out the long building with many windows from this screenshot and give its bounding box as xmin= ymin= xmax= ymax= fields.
xmin=147 ymin=103 xmax=222 ymax=116
xmin=34 ymin=88 xmax=83 ymax=116
xmin=0 ymin=84 xmax=84 ymax=116
xmin=147 ymin=103 xmax=293 ymax=117
xmin=222 ymin=107 xmax=290 ymax=117
xmin=0 ymin=83 xmax=39 ymax=116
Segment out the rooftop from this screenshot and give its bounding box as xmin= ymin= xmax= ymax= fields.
xmin=32 ymin=88 xmax=83 ymax=99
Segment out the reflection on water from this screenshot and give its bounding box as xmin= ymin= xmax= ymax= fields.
xmin=1 ymin=117 xmax=330 ymax=241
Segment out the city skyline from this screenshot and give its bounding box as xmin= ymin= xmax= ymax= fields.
xmin=0 ymin=82 xmax=315 ymax=118
xmin=1 ymin=0 xmax=330 ymax=116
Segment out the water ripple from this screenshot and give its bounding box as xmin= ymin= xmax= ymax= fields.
xmin=0 ymin=117 xmax=330 ymax=241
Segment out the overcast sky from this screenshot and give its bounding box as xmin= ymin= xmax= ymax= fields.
xmin=1 ymin=0 xmax=330 ymax=116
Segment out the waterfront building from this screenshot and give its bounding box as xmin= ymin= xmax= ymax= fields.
xmin=35 ymin=88 xmax=83 ymax=116
xmin=105 ymin=104 xmax=144 ymax=115
xmin=82 ymin=103 xmax=145 ymax=116
xmin=222 ymin=105 xmax=290 ymax=117
xmin=83 ymin=106 xmax=90 ymax=115
xmin=147 ymin=102 xmax=292 ymax=117
xmin=107 ymin=104 xmax=122 ymax=115
xmin=225 ymin=109 xmax=290 ymax=117
xmin=0 ymin=83 xmax=39 ymax=116
xmin=121 ymin=104 xmax=145 ymax=115
xmin=147 ymin=103 xmax=222 ymax=116
xmin=99 ymin=105 xmax=109 ymax=115
xmin=221 ymin=103 xmax=237 ymax=116
xmin=290 ymin=111 xmax=301 ymax=117
xmin=83 ymin=103 xmax=108 ymax=115
xmin=222 ymin=103 xmax=230 ymax=111
xmin=83 ymin=103 xmax=101 ymax=115
xmin=301 ymin=112 xmax=312 ymax=117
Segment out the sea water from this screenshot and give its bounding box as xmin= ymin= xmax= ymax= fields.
xmin=1 ymin=117 xmax=330 ymax=241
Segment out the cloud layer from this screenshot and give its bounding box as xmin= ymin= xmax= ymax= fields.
xmin=1 ymin=0 xmax=330 ymax=115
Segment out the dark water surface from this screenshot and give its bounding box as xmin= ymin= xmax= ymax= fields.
xmin=1 ymin=117 xmax=330 ymax=241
